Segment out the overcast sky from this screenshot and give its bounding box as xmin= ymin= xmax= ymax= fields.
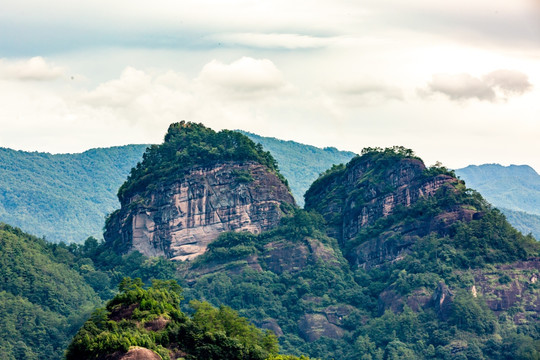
xmin=1 ymin=0 xmax=539 ymax=172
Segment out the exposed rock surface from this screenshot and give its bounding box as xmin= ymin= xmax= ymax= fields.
xmin=101 ymin=347 xmax=161 ymax=360
xmin=182 ymin=236 xmax=343 ymax=282
xmin=298 ymin=313 xmax=345 ymax=342
xmin=305 ymin=154 xmax=480 ymax=268
xmin=472 ymin=258 xmax=540 ymax=321
xmin=105 ymin=161 xmax=295 ymax=260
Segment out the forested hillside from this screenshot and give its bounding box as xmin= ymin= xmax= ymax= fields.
xmin=455 ymin=164 xmax=540 ymax=214
xmin=0 ymin=222 xmax=181 ymax=360
xmin=240 ymin=131 xmax=356 ymax=206
xmin=456 ymin=164 xmax=540 ymax=239
xmin=0 ymin=145 xmax=147 ymax=243
xmin=1 ymin=135 xmax=539 ymax=359
xmin=0 ymin=224 xmax=101 ymax=359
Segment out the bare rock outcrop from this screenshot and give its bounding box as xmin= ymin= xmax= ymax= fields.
xmin=305 ymin=152 xmax=480 ymax=268
xmin=472 ymin=258 xmax=540 ymax=321
xmin=105 ymin=161 xmax=295 ymax=261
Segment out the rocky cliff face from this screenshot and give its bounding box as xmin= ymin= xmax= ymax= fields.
xmin=305 ymin=151 xmax=481 ymax=268
xmin=105 ymin=161 xmax=295 ymax=261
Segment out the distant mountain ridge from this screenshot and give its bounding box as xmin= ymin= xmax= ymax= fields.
xmin=239 ymin=131 xmax=356 ymax=206
xmin=0 ymin=145 xmax=148 ymax=243
xmin=456 ymin=164 xmax=540 ymax=239
xmin=455 ymin=164 xmax=540 ymax=215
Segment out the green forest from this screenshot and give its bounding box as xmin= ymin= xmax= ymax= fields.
xmin=0 ymin=125 xmax=539 ymax=359
xmin=0 ymin=145 xmax=148 ymax=243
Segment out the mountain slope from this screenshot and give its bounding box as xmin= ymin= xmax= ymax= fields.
xmin=177 ymin=146 xmax=540 ymax=359
xmin=0 ymin=145 xmax=148 ymax=243
xmin=455 ymin=164 xmax=540 ymax=215
xmin=456 ymin=164 xmax=540 ymax=240
xmin=0 ymin=223 xmax=102 ymax=360
xmin=500 ymin=207 xmax=540 ymax=240
xmin=240 ymin=131 xmax=356 ymax=206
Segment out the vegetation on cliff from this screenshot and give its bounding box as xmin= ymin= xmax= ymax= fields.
xmin=66 ymin=278 xmax=307 ymax=360
xmin=2 ymin=140 xmax=540 ymax=360
xmin=117 ymin=122 xmax=287 ymax=203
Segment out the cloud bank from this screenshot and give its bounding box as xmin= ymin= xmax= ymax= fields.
xmin=425 ymin=69 xmax=532 ymax=102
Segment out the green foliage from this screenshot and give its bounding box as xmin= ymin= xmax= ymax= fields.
xmin=240 ymin=131 xmax=355 ymax=206
xmin=0 ymin=145 xmax=147 ymax=243
xmin=449 ymin=291 xmax=496 ymax=334
xmin=118 ymin=122 xmax=287 ymax=203
xmin=0 ymin=223 xmax=102 ymax=360
xmin=185 ymin=209 xmax=363 ymax=358
xmin=67 ymin=279 xmax=280 ymax=360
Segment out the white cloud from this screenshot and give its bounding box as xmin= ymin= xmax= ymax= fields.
xmin=424 ymin=70 xmax=532 ymax=102
xmin=81 ymin=67 xmax=154 ymax=108
xmin=196 ymin=57 xmax=287 ymax=96
xmin=0 ymin=57 xmax=64 ymax=81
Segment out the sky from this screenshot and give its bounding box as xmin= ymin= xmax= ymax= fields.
xmin=1 ymin=0 xmax=539 ymax=172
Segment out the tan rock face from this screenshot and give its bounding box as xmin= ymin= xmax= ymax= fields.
xmin=105 ymin=161 xmax=295 ymax=260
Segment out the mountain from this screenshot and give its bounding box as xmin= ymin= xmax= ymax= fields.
xmin=0 ymin=223 xmax=102 ymax=360
xmin=4 ymin=133 xmax=539 ymax=247
xmin=501 ymin=208 xmax=540 ymax=240
xmin=240 ymin=131 xmax=356 ymax=206
xmin=0 ymin=132 xmax=353 ymax=244
xmin=104 ymin=122 xmax=296 ymax=260
xmin=0 ymin=145 xmax=148 ymax=243
xmin=2 ymin=121 xmax=539 ymax=359
xmin=98 ymin=126 xmax=538 ymax=359
xmin=179 ymin=147 xmax=539 ymax=359
xmin=66 ymin=278 xmax=307 ymax=360
xmin=455 ymin=164 xmax=540 ymax=214
xmin=456 ymin=164 xmax=540 ymax=239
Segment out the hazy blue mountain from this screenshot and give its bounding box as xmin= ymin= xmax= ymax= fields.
xmin=498 ymin=208 xmax=540 ymax=240
xmin=455 ymin=164 xmax=540 ymax=214
xmin=455 ymin=164 xmax=540 ymax=239
xmin=0 ymin=145 xmax=148 ymax=243
xmin=240 ymin=131 xmax=357 ymax=206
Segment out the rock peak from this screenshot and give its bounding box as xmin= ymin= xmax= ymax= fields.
xmin=105 ymin=123 xmax=295 ymax=260
xmin=305 ymin=147 xmax=476 ymax=268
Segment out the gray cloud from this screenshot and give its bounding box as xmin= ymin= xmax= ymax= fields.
xmin=329 ymin=81 xmax=404 ymax=107
xmin=425 ymin=70 xmax=532 ymax=102
xmin=483 ymin=69 xmax=532 ymax=95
